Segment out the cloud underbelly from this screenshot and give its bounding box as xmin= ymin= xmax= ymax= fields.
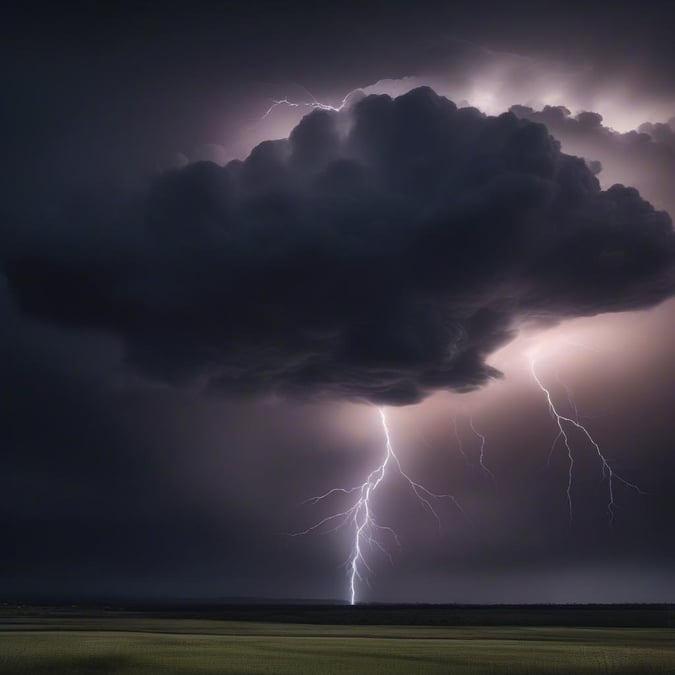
xmin=4 ymin=87 xmax=674 ymax=404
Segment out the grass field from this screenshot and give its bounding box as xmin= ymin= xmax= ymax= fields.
xmin=1 ymin=618 xmax=674 ymax=674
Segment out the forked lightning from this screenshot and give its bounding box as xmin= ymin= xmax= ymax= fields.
xmin=292 ymin=407 xmax=461 ymax=604
xmin=529 ymin=355 xmax=644 ymax=523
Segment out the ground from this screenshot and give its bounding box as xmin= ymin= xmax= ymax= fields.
xmin=1 ymin=607 xmax=673 ymax=674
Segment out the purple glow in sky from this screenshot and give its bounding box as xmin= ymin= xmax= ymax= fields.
xmin=2 ymin=0 xmax=675 ymax=605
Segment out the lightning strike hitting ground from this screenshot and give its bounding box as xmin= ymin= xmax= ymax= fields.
xmin=292 ymin=407 xmax=462 ymax=605
xmin=528 ymin=356 xmax=644 ymax=523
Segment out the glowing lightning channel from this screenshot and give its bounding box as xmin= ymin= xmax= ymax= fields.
xmin=528 ymin=356 xmax=644 ymax=523
xmin=468 ymin=414 xmax=495 ymax=481
xmin=450 ymin=413 xmax=471 ymax=466
xmin=292 ymin=407 xmax=462 ymax=605
xmin=262 ymin=86 xmax=354 ymax=119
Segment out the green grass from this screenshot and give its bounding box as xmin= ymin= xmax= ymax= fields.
xmin=0 ymin=620 xmax=673 ymax=674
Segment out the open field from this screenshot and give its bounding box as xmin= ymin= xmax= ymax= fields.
xmin=0 ymin=607 xmax=674 ymax=674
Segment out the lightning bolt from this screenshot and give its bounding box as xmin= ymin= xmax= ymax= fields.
xmin=468 ymin=414 xmax=495 ymax=481
xmin=450 ymin=413 xmax=471 ymax=466
xmin=292 ymin=407 xmax=462 ymax=605
xmin=449 ymin=411 xmax=495 ymax=479
xmin=528 ymin=355 xmax=644 ymax=523
xmin=262 ymin=85 xmax=354 ymax=119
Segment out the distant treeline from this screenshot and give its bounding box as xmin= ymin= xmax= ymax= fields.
xmin=1 ymin=602 xmax=674 ymax=628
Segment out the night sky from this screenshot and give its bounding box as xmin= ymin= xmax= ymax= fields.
xmin=2 ymin=0 xmax=675 ymax=604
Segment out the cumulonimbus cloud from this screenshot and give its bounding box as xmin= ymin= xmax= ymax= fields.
xmin=3 ymin=87 xmax=674 ymax=404
xmin=509 ymin=104 xmax=675 ymax=218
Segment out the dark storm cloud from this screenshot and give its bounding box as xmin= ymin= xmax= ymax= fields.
xmin=510 ymin=104 xmax=675 ymax=217
xmin=3 ymin=88 xmax=675 ymax=405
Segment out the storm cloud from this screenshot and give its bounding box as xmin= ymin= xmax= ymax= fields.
xmin=510 ymin=104 xmax=675 ymax=217
xmin=4 ymin=87 xmax=674 ymax=405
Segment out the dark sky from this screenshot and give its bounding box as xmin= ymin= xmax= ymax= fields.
xmin=2 ymin=0 xmax=675 ymax=603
